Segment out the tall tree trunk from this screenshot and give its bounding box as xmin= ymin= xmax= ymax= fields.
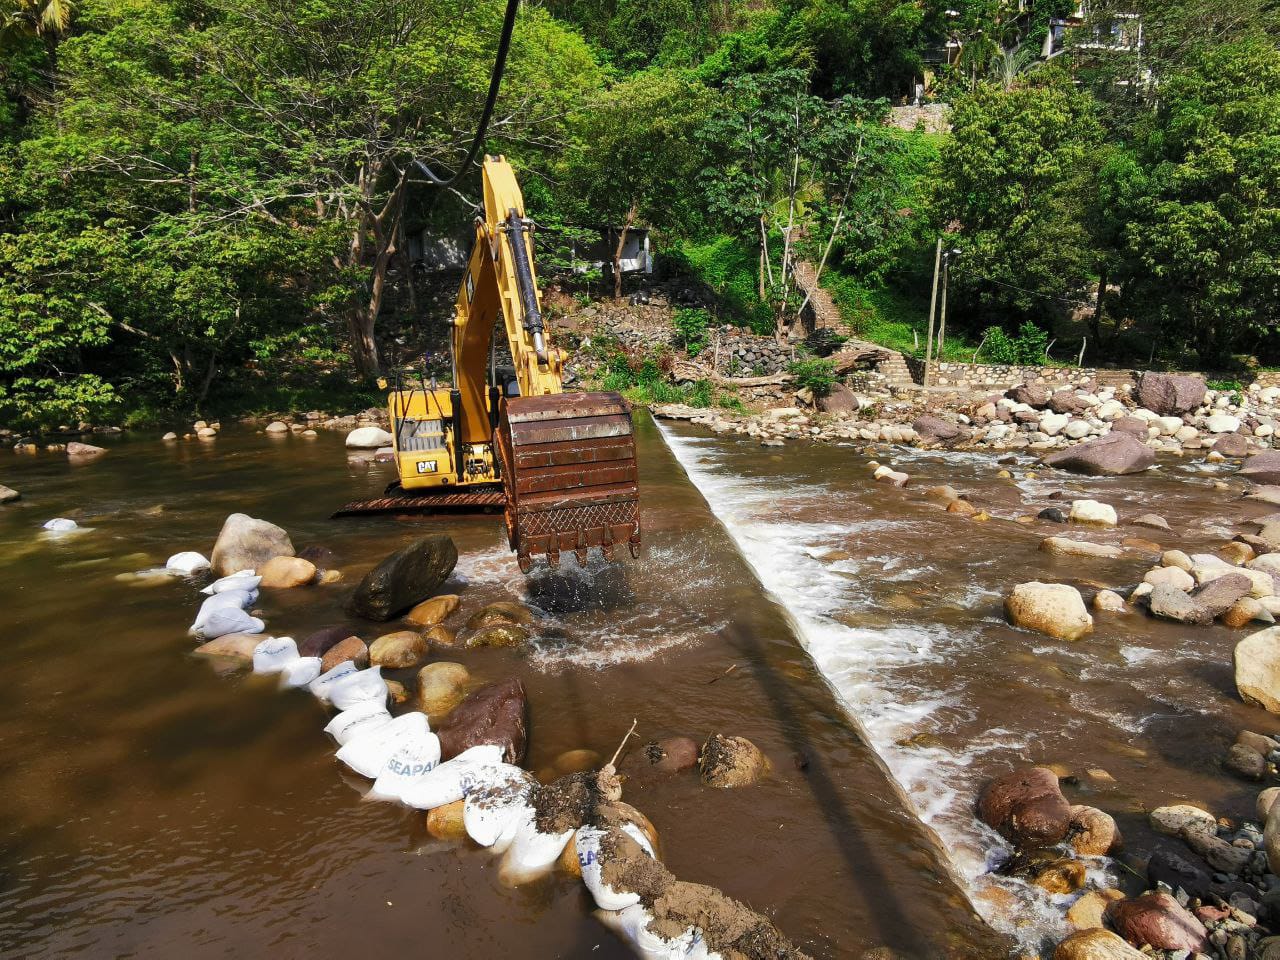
xmin=345 ymin=164 xmax=408 ymax=381
xmin=613 ymin=202 xmax=638 ymax=301
xmin=1088 ymin=264 xmax=1109 ymax=344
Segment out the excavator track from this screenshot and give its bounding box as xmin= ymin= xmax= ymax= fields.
xmin=496 ymin=392 xmax=641 ymax=572
xmin=332 ymin=482 xmax=506 ymax=518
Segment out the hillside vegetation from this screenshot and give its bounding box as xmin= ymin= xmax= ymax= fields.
xmin=2 ymin=0 xmax=1278 ymax=426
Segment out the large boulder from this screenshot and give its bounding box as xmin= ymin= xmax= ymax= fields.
xmin=345 ymin=426 xmax=393 ymax=449
xmin=209 ymin=513 xmax=295 ymax=577
xmin=1148 ymin=584 xmax=1211 ymax=625
xmin=1242 ymin=451 xmax=1280 ymax=486
xmin=1191 ymin=572 xmax=1253 ymax=618
xmin=1146 ymin=845 xmax=1213 ymax=900
xmin=1005 ymin=582 xmax=1094 ymax=640
xmin=1105 ymin=892 xmax=1208 ymax=952
xmin=346 ymin=535 xmax=458 ymax=621
xmin=1007 ymin=382 xmax=1051 ymax=408
xmin=1137 ymin=373 xmax=1206 ymax=417
xmin=912 ymin=415 xmax=967 ymax=446
xmin=1235 ymin=626 xmax=1280 ymax=712
xmin=816 ymin=382 xmax=858 ymax=415
xmin=435 ymin=678 xmax=527 ymax=764
xmin=1042 ymin=433 xmax=1155 ymax=476
xmin=976 ymin=766 xmax=1071 ymax=847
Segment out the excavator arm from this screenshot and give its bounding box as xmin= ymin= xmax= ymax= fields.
xmin=353 ymin=156 xmax=641 ymax=573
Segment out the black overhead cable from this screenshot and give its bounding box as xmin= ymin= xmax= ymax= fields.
xmin=410 ymin=0 xmax=520 ymax=188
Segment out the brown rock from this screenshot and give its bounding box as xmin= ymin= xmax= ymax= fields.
xmin=947 ymin=499 xmax=979 ymax=516
xmin=624 ymin=737 xmax=701 ymax=779
xmin=210 ymin=512 xmax=295 ymax=577
xmin=1053 ymin=929 xmax=1145 ymax=960
xmin=1043 ymin=433 xmax=1156 ymax=476
xmin=368 ymin=630 xmax=430 ymax=669
xmin=1033 ymin=858 xmax=1087 ymax=894
xmin=1067 ymin=890 xmax=1126 ymax=931
xmin=976 ymin=766 xmax=1071 ymax=847
xmin=1138 ymin=373 xmax=1206 ymax=416
xmin=699 ymin=734 xmax=767 ymax=788
xmin=66 ymin=441 xmax=107 ymax=457
xmin=386 ymin=679 xmax=410 ymax=704
xmin=320 ymin=636 xmax=368 ymax=672
xmin=258 ymin=555 xmax=316 ymax=589
xmin=425 ymin=623 xmax=460 ymax=647
xmin=404 ymin=594 xmax=460 ymax=626
xmin=553 ymin=749 xmax=602 ymax=774
xmin=1225 ymin=598 xmax=1265 ymax=628
xmin=1105 ymin=892 xmax=1208 ymax=952
xmin=299 ymin=624 xmax=356 ymax=658
xmin=416 ymin=662 xmax=470 ymax=718
xmin=1068 ymin=805 xmax=1122 ymax=856
xmin=193 ymin=633 xmax=259 ymax=660
xmin=1214 ymin=433 xmax=1249 ymax=458
xmin=816 ymin=381 xmax=858 ymax=415
xmin=1192 ymin=573 xmax=1254 ymax=618
xmin=912 ymin=414 xmax=967 ymax=446
xmin=465 ymin=602 xmax=534 ymax=629
xmin=436 ymin=678 xmax=527 ymax=765
xmin=1224 ymin=743 xmax=1267 ymax=781
xmin=1242 ymin=451 xmax=1280 ymax=486
xmin=1110 ymin=417 xmax=1149 ymax=438
xmin=1238 ymin=729 xmax=1280 ymax=756
xmin=1008 ymin=383 xmax=1051 ymax=408
xmin=425 ymin=799 xmax=467 ymax=839
xmin=465 ymin=623 xmax=528 ymax=648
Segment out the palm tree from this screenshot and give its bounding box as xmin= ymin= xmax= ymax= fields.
xmin=1 ymin=0 xmax=75 ymax=42
xmin=988 ymin=42 xmax=1040 ymax=90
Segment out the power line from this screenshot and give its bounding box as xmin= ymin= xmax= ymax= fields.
xmin=409 ymin=0 xmax=520 ymax=187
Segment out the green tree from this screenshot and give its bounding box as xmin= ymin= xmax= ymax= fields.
xmin=932 ymin=71 xmax=1103 ymax=335
xmin=1102 ymin=39 xmax=1280 ymax=365
xmin=561 ymin=69 xmax=712 ymax=298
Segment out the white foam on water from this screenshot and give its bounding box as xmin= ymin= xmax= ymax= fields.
xmin=657 ymin=422 xmax=1086 ymax=946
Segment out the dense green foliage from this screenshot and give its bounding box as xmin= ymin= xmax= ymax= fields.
xmin=2 ymin=0 xmax=1279 ymax=426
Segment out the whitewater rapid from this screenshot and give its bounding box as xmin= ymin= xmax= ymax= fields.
xmin=656 ymin=424 xmax=1099 ymax=946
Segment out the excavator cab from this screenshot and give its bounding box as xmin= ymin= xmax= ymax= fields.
xmin=339 ymin=157 xmax=641 ymax=573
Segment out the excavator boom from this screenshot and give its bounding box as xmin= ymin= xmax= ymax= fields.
xmin=337 ymin=157 xmax=641 ymax=572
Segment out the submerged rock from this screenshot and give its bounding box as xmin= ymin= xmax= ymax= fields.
xmin=436 ymin=678 xmax=527 ymax=764
xmin=210 ymin=512 xmax=295 ymax=577
xmin=258 ymin=555 xmax=316 ymax=588
xmin=368 ymin=630 xmax=429 ymax=669
xmin=299 ymin=624 xmax=355 ymax=658
xmin=346 ymin=535 xmax=458 ymax=621
xmin=466 ymin=601 xmax=534 ymax=629
xmin=1224 ymin=743 xmax=1267 ymax=781
xmin=1147 ymin=845 xmax=1214 ymax=900
xmin=404 ymin=594 xmax=459 ymax=626
xmin=1040 ymin=537 xmax=1122 ymax=560
xmin=1105 ymin=892 xmax=1208 ymax=952
xmin=622 ymin=737 xmax=700 ymax=779
xmin=976 ymin=766 xmax=1071 ymax=847
xmin=465 ymin=623 xmax=528 ymax=648
xmin=699 ymin=734 xmax=767 ymax=788
xmin=1042 ymin=433 xmax=1155 ymax=476
xmin=1005 ymin=582 xmax=1094 ymax=640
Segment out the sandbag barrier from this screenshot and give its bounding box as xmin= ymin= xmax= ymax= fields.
xmin=164 ymin=549 xmax=808 ymax=960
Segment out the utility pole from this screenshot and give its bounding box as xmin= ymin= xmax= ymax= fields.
xmin=938 ymin=248 xmax=959 ymax=353
xmin=924 ymin=237 xmax=943 ymax=387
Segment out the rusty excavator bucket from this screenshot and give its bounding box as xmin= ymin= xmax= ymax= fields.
xmin=496 ymin=392 xmax=641 ymax=573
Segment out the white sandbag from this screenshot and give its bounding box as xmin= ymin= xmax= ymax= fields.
xmin=189 ymin=589 xmax=257 ymax=636
xmin=463 ymin=768 xmax=537 ymax=848
xmin=367 ymin=730 xmax=442 ymax=803
xmin=166 ymin=551 xmax=210 ymax=574
xmin=577 ymin=826 xmax=641 ymax=911
xmin=399 ymin=745 xmax=506 ymax=810
xmin=279 ymin=656 xmax=322 ymax=688
xmin=43 ymin=518 xmax=78 ymax=532
xmin=323 ymin=702 xmax=392 ymax=745
xmin=327 ymin=666 xmax=388 ymax=711
xmin=252 ymin=636 xmax=298 ymax=674
xmin=201 ymin=570 xmax=261 ymax=596
xmin=501 ymin=817 xmax=575 ymax=885
xmin=621 ymin=821 xmax=656 ymax=859
xmin=335 ymin=710 xmax=430 ymax=779
xmin=202 ymin=607 xmax=265 ymax=639
xmin=597 ymin=904 xmax=714 ymax=960
xmin=308 ymin=660 xmax=360 ymax=701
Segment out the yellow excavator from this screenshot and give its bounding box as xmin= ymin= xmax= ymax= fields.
xmin=337 ymin=157 xmax=641 ymax=573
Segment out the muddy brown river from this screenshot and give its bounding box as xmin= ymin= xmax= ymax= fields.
xmin=0 ymin=414 xmax=1270 ymax=959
